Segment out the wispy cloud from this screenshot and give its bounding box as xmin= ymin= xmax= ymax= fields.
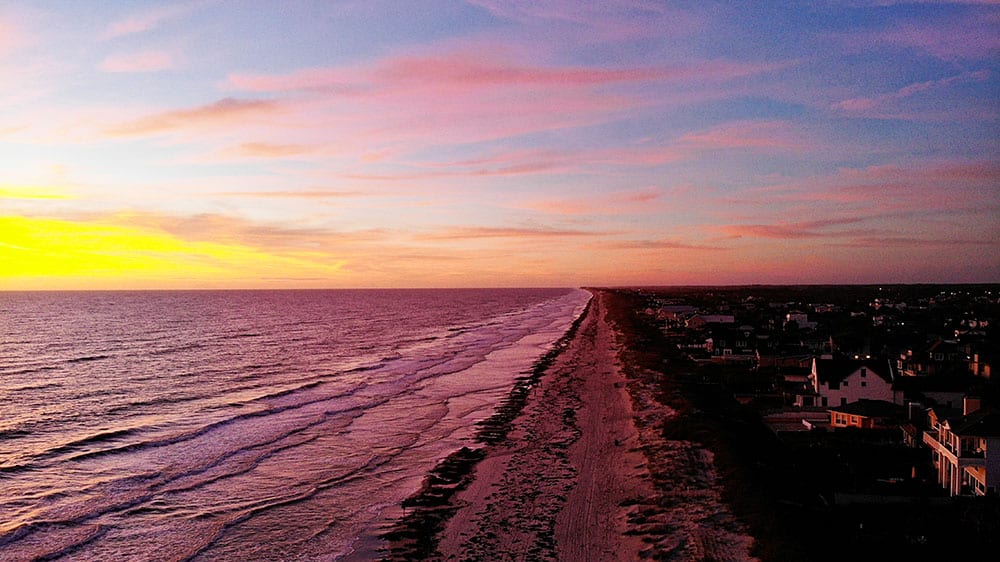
xmin=832 ymin=236 xmax=995 ymax=248
xmin=230 ymin=54 xmax=784 ymax=94
xmin=106 ymin=98 xmax=281 ymax=136
xmin=841 ymin=12 xmax=1000 ymax=60
xmin=833 ymin=69 xmax=991 ymax=114
xmin=521 ymin=188 xmax=666 ymax=216
xmin=343 ymin=144 xmax=684 ymax=181
xmin=215 ymin=189 xmax=367 ymax=199
xmin=100 ymin=50 xmax=176 ymax=73
xmin=678 ymin=120 xmax=811 ymax=151
xmin=219 ymin=142 xmax=315 ymax=158
xmin=718 ymin=218 xmax=872 ymax=240
xmin=102 ymin=3 xmax=197 ymax=39
xmin=734 ymin=159 xmax=1000 ymax=216
xmin=222 ymin=52 xmax=787 ymax=151
xmin=0 ymin=17 xmax=26 ymax=56
xmin=589 ymin=238 xmax=727 ymax=251
xmin=107 ymin=211 xmax=334 ymax=249
xmin=416 ymin=225 xmax=611 ymax=240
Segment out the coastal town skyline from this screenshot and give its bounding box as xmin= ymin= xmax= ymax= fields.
xmin=2 ymin=1 xmax=998 ymax=290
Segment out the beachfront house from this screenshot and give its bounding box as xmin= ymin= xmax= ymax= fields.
xmin=922 ymin=401 xmax=1000 ymax=496
xmin=685 ymin=314 xmax=735 ymax=330
xmin=706 ymin=325 xmax=757 ymax=364
xmin=898 ymin=339 xmax=965 ymax=377
xmin=828 ymin=399 xmax=903 ymax=429
xmin=795 ymin=358 xmax=898 ymax=408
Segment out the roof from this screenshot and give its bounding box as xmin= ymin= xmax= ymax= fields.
xmin=950 ymin=408 xmax=1000 ymax=438
xmin=927 ymin=339 xmax=960 ymax=353
xmin=814 ymin=358 xmax=893 ymax=384
xmin=893 ymin=374 xmax=978 ymax=397
xmin=828 ymin=399 xmax=903 ymax=418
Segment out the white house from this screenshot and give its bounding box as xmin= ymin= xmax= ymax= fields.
xmin=796 ymin=358 xmax=898 ymax=408
xmin=923 ymin=402 xmax=1000 ymax=496
xmin=785 ymin=312 xmax=817 ymax=331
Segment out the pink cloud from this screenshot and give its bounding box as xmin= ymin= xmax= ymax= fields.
xmin=105 ymin=98 xmax=281 ymax=136
xmin=223 ymin=52 xmax=786 ymax=150
xmin=214 ymin=189 xmax=367 ymax=199
xmin=832 ymin=236 xmax=995 ymax=248
xmin=611 ymin=188 xmax=663 ymax=204
xmin=0 ymin=18 xmax=24 ymax=56
xmin=104 ymin=211 xmax=387 ymax=251
xmin=588 ymin=238 xmax=727 ymax=251
xmin=833 ymin=69 xmax=991 ymax=114
xmin=845 ymin=14 xmax=1000 ymax=60
xmin=839 ymin=160 xmax=1000 ymax=180
xmin=925 ymin=160 xmax=1000 ymax=181
xmin=343 ymin=144 xmax=685 ymax=182
xmin=221 ymin=142 xmax=315 ymax=158
xmin=718 ymin=218 xmax=872 ymax=240
xmin=100 ymin=50 xmax=175 ymax=73
xmin=522 ymin=187 xmax=667 ymax=216
xmin=344 ymin=158 xmax=563 ymax=182
xmin=678 ymin=120 xmax=811 ymax=151
xmin=416 ymin=225 xmax=612 ymax=241
xmin=230 ymin=54 xmax=783 ymax=95
xmin=102 ymin=3 xmax=195 ymax=39
xmin=737 ymin=159 xmax=1000 ymax=215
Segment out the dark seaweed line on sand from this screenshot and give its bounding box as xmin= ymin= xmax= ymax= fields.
xmin=377 ymin=294 xmax=593 ymax=561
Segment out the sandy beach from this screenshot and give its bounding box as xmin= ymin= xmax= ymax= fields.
xmin=383 ymin=289 xmax=758 ymax=561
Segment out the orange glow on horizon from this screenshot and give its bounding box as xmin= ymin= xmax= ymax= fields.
xmin=0 ymin=216 xmax=347 ymax=290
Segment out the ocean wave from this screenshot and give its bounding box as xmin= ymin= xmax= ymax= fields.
xmin=0 ymin=288 xmax=590 ymax=559
xmin=66 ymin=354 xmax=112 ymax=364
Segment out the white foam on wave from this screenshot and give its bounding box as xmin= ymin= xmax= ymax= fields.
xmin=0 ymin=288 xmax=592 ymax=561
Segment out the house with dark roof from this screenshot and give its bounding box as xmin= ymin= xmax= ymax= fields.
xmin=685 ymin=314 xmax=735 ymax=330
xmin=967 ymin=344 xmax=993 ymax=379
xmin=922 ymin=402 xmax=1000 ymax=496
xmin=898 ymin=338 xmax=966 ymax=377
xmin=795 ymin=358 xmax=899 ymax=408
xmin=706 ymin=325 xmax=757 ymax=364
xmin=892 ymin=374 xmax=974 ymax=412
xmin=828 ymin=399 xmax=903 ymax=429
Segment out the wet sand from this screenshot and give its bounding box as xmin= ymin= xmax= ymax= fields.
xmin=382 ymin=290 xmax=758 ymax=561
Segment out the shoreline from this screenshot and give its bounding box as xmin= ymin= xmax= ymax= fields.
xmin=377 ymin=294 xmax=593 ymax=560
xmin=378 ymin=289 xmax=758 ymax=561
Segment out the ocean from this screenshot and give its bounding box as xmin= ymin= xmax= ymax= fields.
xmin=0 ymin=288 xmax=590 ymax=561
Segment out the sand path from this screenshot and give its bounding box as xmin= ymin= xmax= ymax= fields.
xmin=437 ymin=291 xmax=651 ymax=561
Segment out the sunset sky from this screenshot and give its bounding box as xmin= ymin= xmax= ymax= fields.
xmin=1 ymin=1 xmax=998 ymax=289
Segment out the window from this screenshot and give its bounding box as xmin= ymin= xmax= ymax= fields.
xmin=860 ymin=368 xmax=867 ymax=377
xmin=861 ymin=381 xmax=867 ymax=387
xmin=841 ymin=398 xmax=848 ymax=406
xmin=843 ymin=380 xmax=849 ymax=387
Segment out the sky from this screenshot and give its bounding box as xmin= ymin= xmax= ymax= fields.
xmin=1 ymin=0 xmax=998 ymax=289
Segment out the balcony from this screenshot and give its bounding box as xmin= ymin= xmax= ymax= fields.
xmin=923 ymin=431 xmax=958 ymax=463
xmin=960 ymin=448 xmax=987 ymax=459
